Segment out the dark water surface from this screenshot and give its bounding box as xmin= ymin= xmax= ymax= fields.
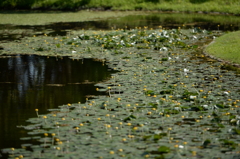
xmin=0 ymin=55 xmax=114 ymax=154
xmin=0 ymin=12 xmax=240 ymax=42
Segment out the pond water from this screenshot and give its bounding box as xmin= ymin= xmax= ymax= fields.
xmin=0 ymin=11 xmax=240 ymax=158
xmin=0 ymin=12 xmax=240 ymax=42
xmin=0 ymin=55 xmax=114 ymax=154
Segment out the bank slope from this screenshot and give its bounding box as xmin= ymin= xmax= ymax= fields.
xmin=205 ymin=31 xmax=240 ymax=65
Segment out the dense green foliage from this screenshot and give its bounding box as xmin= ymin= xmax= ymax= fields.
xmin=1 ymin=0 xmax=240 ymax=14
xmin=1 ymin=26 xmax=240 ymax=159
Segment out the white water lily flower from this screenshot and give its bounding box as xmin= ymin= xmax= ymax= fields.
xmin=154 ymin=130 xmax=162 ymax=135
xmin=160 ymin=47 xmax=168 ymax=51
xmin=160 ymin=30 xmax=169 ymax=38
xmin=72 ymin=51 xmax=76 ymax=54
xmin=202 ymin=105 xmax=208 ymax=109
xmin=237 ymin=120 xmax=240 ymax=126
xmin=174 ymin=107 xmax=181 ymax=111
xmin=228 ymin=128 xmax=232 ymax=133
xmin=112 ymin=36 xmax=117 ymax=39
xmin=223 ymin=91 xmax=229 ymax=95
xmin=130 ymin=34 xmax=136 ymax=39
xmin=230 ymin=119 xmax=236 ymax=123
xmin=213 ymin=105 xmax=219 ymax=110
xmin=193 ymin=36 xmax=197 ymax=40
xmin=184 ymin=68 xmax=189 ymax=75
xmin=148 ymin=34 xmax=153 ymax=38
xmin=73 ymin=37 xmax=78 ymax=40
xmin=168 ymin=57 xmax=172 ymax=60
xmin=190 ymin=96 xmax=197 ymax=99
xmin=120 ymin=40 xmax=125 ymax=45
xmin=179 ymin=145 xmax=184 ymax=149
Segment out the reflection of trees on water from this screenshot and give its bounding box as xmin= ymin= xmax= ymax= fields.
xmin=0 ymin=55 xmax=111 ymax=105
xmin=1 ymin=13 xmax=240 ymax=41
xmin=0 ymin=55 xmax=113 ymax=150
xmin=6 ymin=55 xmax=46 ymax=99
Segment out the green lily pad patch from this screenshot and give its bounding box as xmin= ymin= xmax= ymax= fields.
xmin=1 ymin=27 xmax=240 ymax=158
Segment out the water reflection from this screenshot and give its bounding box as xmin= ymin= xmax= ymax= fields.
xmin=107 ymin=13 xmax=240 ymax=31
xmin=0 ymin=55 xmax=114 ymax=151
xmin=1 ymin=12 xmax=240 ymax=41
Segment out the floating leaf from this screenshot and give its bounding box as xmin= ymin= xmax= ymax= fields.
xmin=158 ymin=146 xmax=170 ymax=154
xmin=123 ymin=114 xmax=137 ymax=122
xmin=202 ymin=139 xmax=211 ymax=148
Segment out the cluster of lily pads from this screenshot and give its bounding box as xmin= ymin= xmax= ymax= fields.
xmin=1 ymin=27 xmax=240 ymax=159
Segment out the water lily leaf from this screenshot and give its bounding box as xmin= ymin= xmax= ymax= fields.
xmin=153 ymin=134 xmax=164 ymax=142
xmin=21 ymin=143 xmax=32 ymax=147
xmin=192 ymin=45 xmax=198 ymax=48
xmin=123 ymin=114 xmax=137 ymax=122
xmin=202 ymin=139 xmax=211 ymax=148
xmin=158 ymin=146 xmax=170 ymax=154
xmin=145 ymin=90 xmax=155 ymax=96
xmin=220 ymin=139 xmax=237 ymax=149
xmin=20 ymin=137 xmax=31 ymax=140
xmin=232 ymin=128 xmax=240 ymax=135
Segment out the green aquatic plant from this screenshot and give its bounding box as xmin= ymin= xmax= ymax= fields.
xmin=1 ymin=27 xmax=240 ymax=159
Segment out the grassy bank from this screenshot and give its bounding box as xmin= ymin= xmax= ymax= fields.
xmin=205 ymin=31 xmax=240 ymax=65
xmin=1 ymin=0 xmax=240 ymax=15
xmin=0 ymin=11 xmax=145 ymax=25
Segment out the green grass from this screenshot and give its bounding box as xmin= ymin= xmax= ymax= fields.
xmin=0 ymin=11 xmax=144 ymax=25
xmin=1 ymin=0 xmax=240 ymax=14
xmin=2 ymin=11 xmax=240 ymax=27
xmin=206 ymin=31 xmax=240 ymax=64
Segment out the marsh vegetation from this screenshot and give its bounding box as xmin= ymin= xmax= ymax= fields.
xmin=1 ymin=23 xmax=240 ymax=158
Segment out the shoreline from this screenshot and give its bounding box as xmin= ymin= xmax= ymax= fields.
xmin=204 ymin=40 xmax=240 ymax=68
xmin=0 ymin=9 xmax=240 ymax=16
